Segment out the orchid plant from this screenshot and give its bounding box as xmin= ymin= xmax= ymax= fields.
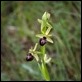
xmin=26 ymin=12 xmax=53 ymax=81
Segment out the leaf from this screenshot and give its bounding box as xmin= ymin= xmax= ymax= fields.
xmin=47 ymin=37 xmax=53 ymax=43
xmin=38 ymin=63 xmax=42 ymax=73
xmin=22 ymin=64 xmax=39 ymax=75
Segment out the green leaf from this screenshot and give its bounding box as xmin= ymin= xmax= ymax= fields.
xmin=38 ymin=63 xmax=42 ymax=73
xmin=22 ymin=64 xmax=40 ymax=76
xmin=47 ymin=37 xmax=53 ymax=43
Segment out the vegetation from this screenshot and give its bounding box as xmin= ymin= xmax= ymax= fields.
xmin=1 ymin=1 xmax=81 ymax=81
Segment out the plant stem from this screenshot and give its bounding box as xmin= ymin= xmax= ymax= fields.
xmin=39 ymin=45 xmax=50 ymax=81
xmin=41 ymin=46 xmax=45 ymax=57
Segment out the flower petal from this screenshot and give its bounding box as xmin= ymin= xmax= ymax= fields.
xmin=47 ymin=37 xmax=53 ymax=43
xmin=42 ymin=12 xmax=50 ymax=20
xmin=47 ymin=13 xmax=50 ymax=19
xmin=45 ymin=27 xmax=52 ymax=35
xmin=44 ymin=54 xmax=51 ymax=63
xmin=38 ymin=19 xmax=42 ymax=23
xmin=48 ymin=34 xmax=52 ymax=37
xmin=33 ymin=43 xmax=38 ymax=51
xmin=36 ymin=34 xmax=44 ymax=38
xmin=42 ymin=12 xmax=47 ymax=20
xmin=33 ymin=54 xmax=39 ymax=62
xmin=45 ymin=58 xmax=51 ymax=63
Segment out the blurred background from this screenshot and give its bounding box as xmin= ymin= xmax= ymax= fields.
xmin=1 ymin=1 xmax=81 ymax=81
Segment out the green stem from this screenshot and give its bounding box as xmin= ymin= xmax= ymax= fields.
xmin=39 ymin=45 xmax=50 ymax=81
xmin=41 ymin=46 xmax=45 ymax=56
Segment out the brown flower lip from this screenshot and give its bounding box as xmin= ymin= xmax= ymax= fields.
xmin=39 ymin=37 xmax=47 ymax=46
xmin=26 ymin=53 xmax=34 ymax=61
